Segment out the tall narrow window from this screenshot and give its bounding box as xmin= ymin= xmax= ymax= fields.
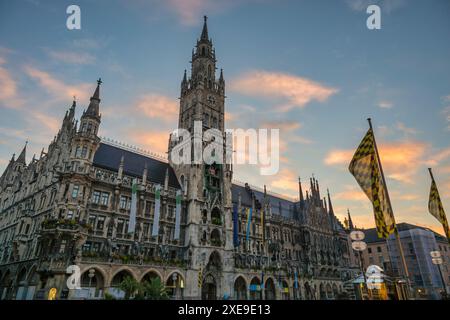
xmin=71 ymin=185 xmax=80 ymax=199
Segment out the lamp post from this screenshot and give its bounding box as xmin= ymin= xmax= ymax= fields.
xmin=88 ymin=268 xmax=95 ymax=299
xmin=350 ymin=230 xmax=367 ymax=300
xmin=430 ymin=251 xmax=447 ymax=298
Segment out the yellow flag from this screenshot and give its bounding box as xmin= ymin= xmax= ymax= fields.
xmin=428 ymin=169 xmax=450 ymax=243
xmin=349 ymin=128 xmax=396 ymax=238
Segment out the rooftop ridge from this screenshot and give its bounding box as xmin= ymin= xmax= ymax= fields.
xmin=100 ymin=136 xmax=168 ymax=163
xmin=232 ymin=179 xmax=298 ymax=203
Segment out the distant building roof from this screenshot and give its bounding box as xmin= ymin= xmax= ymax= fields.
xmin=362 ymin=222 xmax=448 ymax=244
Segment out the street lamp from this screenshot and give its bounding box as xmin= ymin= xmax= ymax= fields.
xmin=430 ymin=251 xmax=447 ymax=298
xmin=350 ymin=230 xmax=367 ymax=300
xmin=88 ymin=268 xmax=95 ymax=298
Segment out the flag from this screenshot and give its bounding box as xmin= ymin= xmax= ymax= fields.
xmin=261 ymin=206 xmax=265 ymax=243
xmin=349 ymin=128 xmax=396 ymax=238
xmin=428 ymin=169 xmax=450 ymax=243
xmin=246 ymin=207 xmax=253 ymax=243
xmin=151 ymin=184 xmax=162 ymax=237
xmin=174 ymin=190 xmax=182 ymax=240
xmin=127 ymin=178 xmax=138 ymax=233
xmin=232 ymin=204 xmax=240 ymax=247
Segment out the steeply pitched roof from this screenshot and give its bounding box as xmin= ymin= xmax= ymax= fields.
xmin=93 ymin=142 xmax=180 ymax=189
xmin=231 ymin=183 xmax=298 ymax=219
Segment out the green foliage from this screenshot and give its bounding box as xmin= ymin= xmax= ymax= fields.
xmin=141 ymin=278 xmax=169 ymax=300
xmin=119 ymin=276 xmax=141 ymax=300
xmin=104 ymin=292 xmax=116 ymax=300
xmin=118 ymin=276 xmax=169 ymax=300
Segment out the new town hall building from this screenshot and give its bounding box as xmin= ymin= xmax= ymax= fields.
xmin=0 ymin=18 xmax=359 ymax=300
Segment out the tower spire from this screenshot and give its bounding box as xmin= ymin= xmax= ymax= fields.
xmin=85 ymin=78 xmax=102 ymax=118
xmin=298 ymin=177 xmax=304 ymax=202
xmin=327 ymin=189 xmax=334 ymax=216
xmin=347 ymin=209 xmax=354 ymax=230
xmin=17 ymin=141 xmax=27 ymax=164
xmin=201 ymin=15 xmax=209 ymax=41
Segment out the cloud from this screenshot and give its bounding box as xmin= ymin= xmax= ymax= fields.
xmin=443 ymin=106 xmax=450 ymax=131
xmin=377 ymin=100 xmax=393 ymax=109
xmin=334 ymin=186 xmax=368 ymax=201
xmin=230 ymin=70 xmax=338 ymax=111
xmin=134 ymin=94 xmax=178 ymax=122
xmin=396 ymin=122 xmax=418 ymax=136
xmin=261 ymin=121 xmax=301 ymax=132
xmin=163 ymin=0 xmax=261 ymax=26
xmin=28 ymin=111 xmax=60 ymax=133
xmin=0 ymin=56 xmax=24 ymax=109
xmin=425 ymin=147 xmax=450 ymax=167
xmin=270 ymin=168 xmax=298 ymax=193
xmin=325 ymin=140 xmax=429 ymax=184
xmin=127 ymin=129 xmax=169 ymax=155
xmin=24 ymin=66 xmax=91 ymax=102
xmin=165 ymin=0 xmax=214 ymax=26
xmin=46 ymin=50 xmax=95 ymax=65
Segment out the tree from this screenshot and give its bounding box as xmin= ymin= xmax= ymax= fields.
xmin=119 ymin=276 xmax=141 ymax=300
xmin=142 ymin=278 xmax=169 ymax=300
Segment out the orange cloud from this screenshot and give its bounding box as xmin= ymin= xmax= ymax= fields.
xmin=24 ymin=66 xmax=91 ymax=102
xmin=127 ymin=130 xmax=169 ymax=155
xmin=325 ymin=140 xmax=429 ymax=184
xmin=0 ymin=56 xmax=23 ymax=108
xmin=135 ymin=94 xmax=178 ymax=122
xmin=166 ymin=0 xmax=211 ymax=25
xmin=262 ymin=121 xmax=301 ymax=132
xmin=29 ymin=111 xmax=60 ymax=133
xmin=334 ymin=186 xmax=368 ymax=201
xmin=425 ymin=147 xmax=450 ymax=167
xmin=230 ymin=70 xmax=338 ymax=111
xmin=270 ymin=168 xmax=298 ymax=193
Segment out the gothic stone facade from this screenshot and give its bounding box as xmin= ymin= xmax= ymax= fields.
xmin=0 ymin=18 xmax=358 ymax=300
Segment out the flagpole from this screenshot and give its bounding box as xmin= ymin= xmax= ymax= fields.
xmin=367 ymin=118 xmax=412 ymax=299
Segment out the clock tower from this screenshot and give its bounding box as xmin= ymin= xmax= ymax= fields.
xmin=168 ymin=16 xmax=234 ymax=299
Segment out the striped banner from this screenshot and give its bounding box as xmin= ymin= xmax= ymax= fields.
xmin=232 ymin=204 xmax=240 ymax=247
xmin=151 ymin=184 xmax=162 ymax=237
xmin=246 ymin=207 xmax=252 ymax=243
xmin=127 ymin=178 xmax=138 ymax=233
xmin=174 ymin=190 xmax=182 ymax=240
xmin=198 ymin=268 xmax=203 ymax=288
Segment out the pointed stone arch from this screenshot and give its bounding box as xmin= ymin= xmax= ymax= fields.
xmin=201 ymin=272 xmax=217 ymax=300
xmin=264 ymin=277 xmax=276 ymax=300
xmin=249 ymin=276 xmax=262 ymax=300
xmin=233 ymin=276 xmax=247 ymax=300
xmin=140 ymin=269 xmax=162 ymax=283
xmin=166 ymin=271 xmax=184 ymax=300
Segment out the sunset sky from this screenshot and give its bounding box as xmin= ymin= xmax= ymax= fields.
xmin=0 ymin=0 xmax=449 ymax=234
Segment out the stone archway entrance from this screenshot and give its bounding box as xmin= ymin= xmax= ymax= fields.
xmin=201 ymin=274 xmax=217 ymax=300
xmin=264 ymin=278 xmax=276 ymax=300
xmin=234 ymin=276 xmax=247 ymax=300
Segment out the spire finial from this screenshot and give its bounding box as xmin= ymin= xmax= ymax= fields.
xmin=347 ymin=208 xmax=354 ymax=230
xmin=200 ymin=15 xmax=209 ymax=40
xmin=97 ymin=78 xmax=102 ymax=86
